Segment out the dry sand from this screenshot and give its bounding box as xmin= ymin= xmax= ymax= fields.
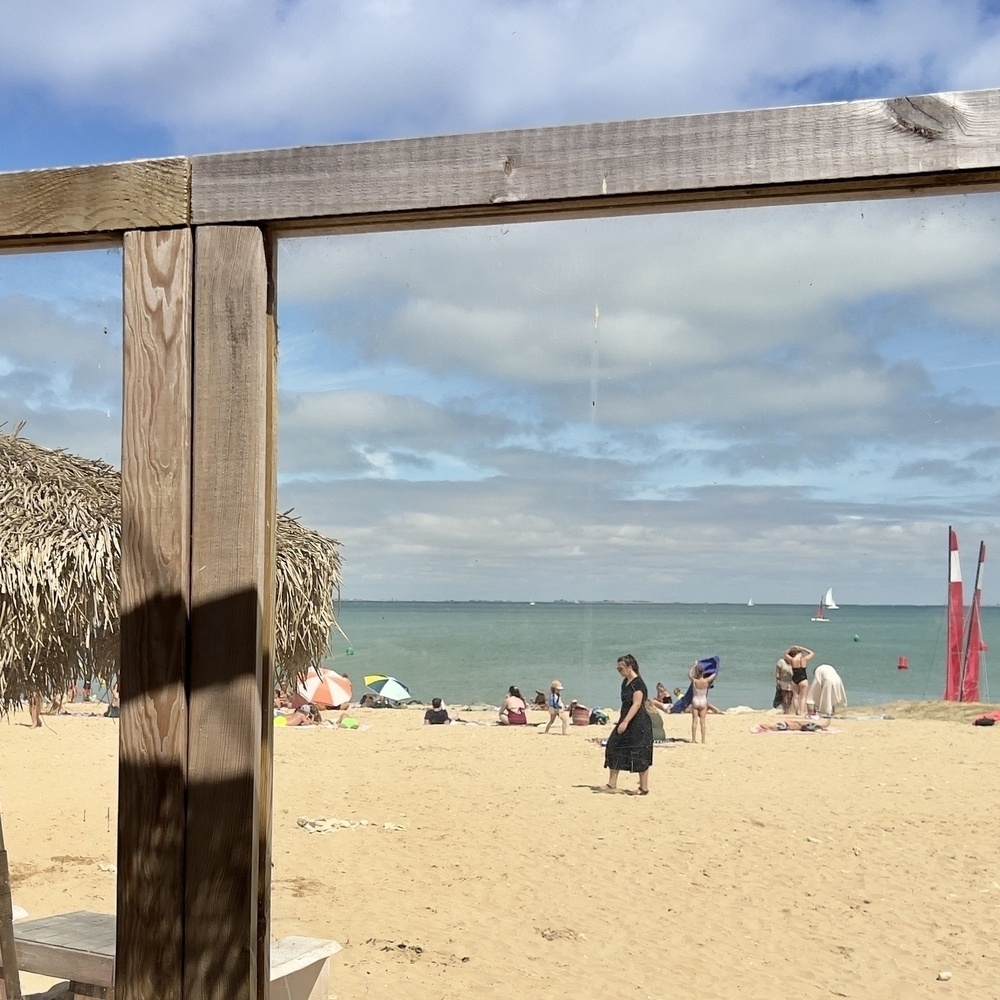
xmin=2 ymin=700 xmax=1000 ymax=999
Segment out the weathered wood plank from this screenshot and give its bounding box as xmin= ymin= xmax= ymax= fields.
xmin=187 ymin=225 xmax=269 ymax=1000
xmin=118 ymin=228 xmax=193 ymax=1000
xmin=191 ymin=88 xmax=1000 ymax=229
xmin=0 ymin=158 xmax=189 ymax=244
xmin=0 ymin=807 xmax=22 ymax=1000
xmin=257 ymin=233 xmax=279 ymax=1000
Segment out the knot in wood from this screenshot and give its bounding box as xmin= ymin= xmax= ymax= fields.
xmin=884 ymin=96 xmax=966 ymax=141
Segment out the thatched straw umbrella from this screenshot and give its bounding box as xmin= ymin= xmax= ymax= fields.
xmin=0 ymin=426 xmax=345 ymax=714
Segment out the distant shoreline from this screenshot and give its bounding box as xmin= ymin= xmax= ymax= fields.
xmin=338 ymin=599 xmax=946 ymax=608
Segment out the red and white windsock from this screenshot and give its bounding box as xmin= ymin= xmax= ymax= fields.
xmin=944 ymin=527 xmax=964 ymax=701
xmin=960 ymin=541 xmax=987 ymax=703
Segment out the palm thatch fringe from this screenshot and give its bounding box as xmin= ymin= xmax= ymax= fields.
xmin=0 ymin=426 xmax=344 ymax=714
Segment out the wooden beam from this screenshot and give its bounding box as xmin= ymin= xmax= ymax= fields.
xmin=0 ymin=158 xmax=189 ymax=245
xmin=191 ymin=88 xmax=1000 ymax=230
xmin=117 ymin=228 xmax=193 ymax=1000
xmin=187 ymin=225 xmax=270 ymax=1000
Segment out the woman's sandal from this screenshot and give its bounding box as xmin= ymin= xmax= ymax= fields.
xmin=636 ymin=789 xmax=650 ymax=796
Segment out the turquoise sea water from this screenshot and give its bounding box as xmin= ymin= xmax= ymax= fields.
xmin=324 ymin=602 xmax=996 ymax=710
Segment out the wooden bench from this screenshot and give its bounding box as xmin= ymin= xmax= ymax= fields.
xmin=0 ymin=911 xmax=341 ymax=999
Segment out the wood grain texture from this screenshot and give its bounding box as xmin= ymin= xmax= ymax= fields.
xmin=257 ymin=233 xmax=279 ymax=1000
xmin=191 ymin=88 xmax=1000 ymax=229
xmin=118 ymin=228 xmax=192 ymax=1000
xmin=0 ymin=159 xmax=189 ymax=243
xmin=187 ymin=225 xmax=268 ymax=1000
xmin=0 ymin=811 xmax=22 ymax=1000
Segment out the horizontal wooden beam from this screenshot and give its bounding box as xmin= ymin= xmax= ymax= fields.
xmin=191 ymin=88 xmax=1000 ymax=230
xmin=0 ymin=157 xmax=189 ymax=245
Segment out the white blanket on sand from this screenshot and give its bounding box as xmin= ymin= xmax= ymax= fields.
xmin=808 ymin=663 xmax=847 ymax=715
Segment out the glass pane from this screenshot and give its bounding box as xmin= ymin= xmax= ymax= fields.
xmin=277 ymin=195 xmax=1000 ymax=709
xmin=0 ymin=246 xmax=122 ymax=994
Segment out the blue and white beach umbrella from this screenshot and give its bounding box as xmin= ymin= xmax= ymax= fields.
xmin=363 ymin=674 xmax=413 ymax=703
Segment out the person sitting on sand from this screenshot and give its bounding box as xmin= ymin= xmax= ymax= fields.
xmin=286 ymin=703 xmax=322 ymax=727
xmin=498 ymin=686 xmax=528 ymax=725
xmin=423 ymin=697 xmax=451 ymax=725
xmin=543 ymin=680 xmax=569 ymax=735
xmin=652 ymin=682 xmax=672 ymax=709
xmin=105 ymin=681 xmax=120 ymax=719
xmin=688 ymin=662 xmax=713 ymax=744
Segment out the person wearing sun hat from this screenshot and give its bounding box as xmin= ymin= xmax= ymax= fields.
xmin=543 ymin=679 xmax=569 ymax=735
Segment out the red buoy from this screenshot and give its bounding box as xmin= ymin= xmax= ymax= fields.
xmin=897 ymin=655 xmax=909 ymax=671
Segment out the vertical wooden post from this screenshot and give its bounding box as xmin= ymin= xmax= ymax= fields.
xmin=118 ymin=228 xmax=193 ymax=1000
xmin=186 ymin=225 xmax=270 ymax=1000
xmin=257 ymin=233 xmax=278 ymax=1000
xmin=0 ymin=799 xmax=23 ymax=1000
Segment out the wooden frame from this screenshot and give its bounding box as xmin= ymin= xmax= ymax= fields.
xmin=2 ymin=86 xmax=1000 ymax=999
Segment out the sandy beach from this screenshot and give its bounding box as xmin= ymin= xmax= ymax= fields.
xmin=2 ymin=700 xmax=999 ymax=999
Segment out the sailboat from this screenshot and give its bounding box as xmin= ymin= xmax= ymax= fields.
xmin=822 ymin=587 xmax=839 ymax=610
xmin=747 ymin=598 xmax=754 ymax=607
xmin=810 ymin=596 xmax=829 ymax=622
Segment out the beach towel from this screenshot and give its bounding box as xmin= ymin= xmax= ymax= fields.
xmin=750 ymin=723 xmax=838 ymax=734
xmin=807 ymin=664 xmax=847 ymax=716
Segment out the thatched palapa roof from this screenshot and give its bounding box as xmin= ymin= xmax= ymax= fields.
xmin=0 ymin=427 xmax=345 ymax=713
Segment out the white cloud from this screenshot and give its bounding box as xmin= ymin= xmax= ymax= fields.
xmin=1 ymin=1 xmax=998 ymax=151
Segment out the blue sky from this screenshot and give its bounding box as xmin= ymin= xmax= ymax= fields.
xmin=2 ymin=1 xmax=1000 ymax=603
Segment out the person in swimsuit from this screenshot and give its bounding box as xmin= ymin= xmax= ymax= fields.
xmin=688 ymin=662 xmax=713 ymax=743
xmin=498 ymin=686 xmax=528 ymax=725
xmin=786 ymin=645 xmax=815 ymax=715
xmin=543 ymin=680 xmax=569 ymax=735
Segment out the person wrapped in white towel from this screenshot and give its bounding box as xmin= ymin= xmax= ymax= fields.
xmin=807 ymin=663 xmax=847 ymax=717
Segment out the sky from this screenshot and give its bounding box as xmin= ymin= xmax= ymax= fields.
xmin=2 ymin=1 xmax=1000 ymax=604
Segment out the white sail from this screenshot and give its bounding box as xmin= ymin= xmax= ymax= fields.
xmin=747 ymin=599 xmax=754 ymax=607
xmin=823 ymin=587 xmax=839 ymax=610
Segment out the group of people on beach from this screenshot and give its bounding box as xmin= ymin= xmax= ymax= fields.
xmin=495 ymin=653 xmax=720 ymax=797
xmin=773 ymin=645 xmax=847 ymax=717
xmin=25 ymin=677 xmax=119 ymax=728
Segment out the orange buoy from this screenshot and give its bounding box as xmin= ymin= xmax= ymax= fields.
xmin=897 ymin=655 xmax=909 ymax=671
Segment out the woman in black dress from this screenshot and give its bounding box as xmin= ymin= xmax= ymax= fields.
xmin=603 ymin=653 xmax=653 ymax=794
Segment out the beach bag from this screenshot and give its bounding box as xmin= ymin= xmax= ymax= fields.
xmin=589 ymin=709 xmax=609 ymax=725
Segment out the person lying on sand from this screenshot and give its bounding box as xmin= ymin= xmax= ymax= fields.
xmin=754 ymin=718 xmax=829 ymax=732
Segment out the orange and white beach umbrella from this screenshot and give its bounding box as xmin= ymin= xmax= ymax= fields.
xmin=294 ymin=667 xmax=352 ymax=709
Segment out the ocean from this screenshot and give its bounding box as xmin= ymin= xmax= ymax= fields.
xmin=323 ymin=601 xmax=996 ymax=710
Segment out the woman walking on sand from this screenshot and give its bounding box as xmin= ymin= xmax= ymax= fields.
xmin=543 ymin=679 xmax=569 ymax=735
xmin=603 ymin=654 xmax=653 ymax=794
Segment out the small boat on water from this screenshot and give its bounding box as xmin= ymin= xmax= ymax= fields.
xmin=747 ymin=598 xmax=754 ymax=607
xmin=811 ymin=586 xmax=838 ymax=621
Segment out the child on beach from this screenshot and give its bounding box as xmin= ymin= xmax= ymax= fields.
xmin=543 ymin=680 xmax=569 ymax=735
xmin=688 ymin=662 xmax=713 ymax=744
